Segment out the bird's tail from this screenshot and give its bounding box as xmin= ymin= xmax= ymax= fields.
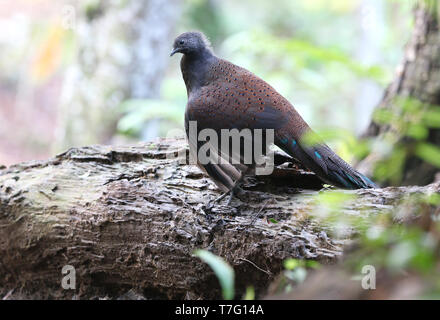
xmin=277 ymin=134 xmax=377 ymax=189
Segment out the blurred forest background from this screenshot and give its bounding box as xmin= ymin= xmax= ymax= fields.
xmin=0 ymin=0 xmax=414 ymax=167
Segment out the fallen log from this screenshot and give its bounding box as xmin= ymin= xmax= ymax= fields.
xmin=0 ymin=137 xmax=434 ymax=299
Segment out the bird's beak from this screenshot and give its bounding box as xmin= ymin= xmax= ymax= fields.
xmin=170 ymin=47 xmax=179 ymax=57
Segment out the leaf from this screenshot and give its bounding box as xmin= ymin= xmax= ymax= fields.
xmin=243 ymin=286 xmax=255 ymax=300
xmin=301 ymin=130 xmax=324 ymax=147
xmin=117 ymin=99 xmax=183 ymax=135
xmin=406 ymin=124 xmax=428 ymax=140
xmin=306 ymin=260 xmax=321 ymax=269
xmin=284 ymin=258 xmax=320 ymax=271
xmin=422 ymin=110 xmax=440 ymax=128
xmin=194 ymin=249 xmax=235 ymax=300
xmin=373 ymin=109 xmax=394 ymax=125
xmin=415 ymin=143 xmax=440 ymax=168
xmin=284 ymin=258 xmax=301 ymax=270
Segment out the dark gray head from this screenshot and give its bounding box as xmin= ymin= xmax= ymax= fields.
xmin=170 ymin=31 xmax=213 ymax=57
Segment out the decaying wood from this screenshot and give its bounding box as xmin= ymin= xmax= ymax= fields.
xmin=0 ymin=137 xmax=437 ymax=299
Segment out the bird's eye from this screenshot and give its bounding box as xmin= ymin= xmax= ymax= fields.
xmin=179 ymin=40 xmax=185 ymax=45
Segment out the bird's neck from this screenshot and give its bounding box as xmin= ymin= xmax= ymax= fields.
xmin=181 ymin=49 xmax=216 ymax=95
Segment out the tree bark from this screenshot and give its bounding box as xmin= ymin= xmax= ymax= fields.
xmin=360 ymin=2 xmax=440 ymax=186
xmin=0 ymin=137 xmax=437 ymax=299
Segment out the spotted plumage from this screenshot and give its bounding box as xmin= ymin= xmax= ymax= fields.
xmin=171 ymin=31 xmax=377 ymax=192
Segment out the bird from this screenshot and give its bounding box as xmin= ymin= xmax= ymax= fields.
xmin=170 ymin=31 xmax=377 ymax=201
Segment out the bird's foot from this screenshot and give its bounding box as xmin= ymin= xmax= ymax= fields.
xmin=213 ymin=189 xmax=231 ymax=204
xmin=203 ymin=191 xmax=231 ymax=212
xmin=225 ymin=189 xmax=236 ymax=206
xmin=210 ymin=185 xmax=245 ymax=207
xmin=225 ymin=185 xmax=246 ymax=206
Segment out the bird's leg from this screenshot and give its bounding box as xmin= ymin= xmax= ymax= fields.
xmin=212 ymin=182 xmax=244 ymax=205
xmin=213 ymin=189 xmax=231 ymax=203
xmin=225 ymin=184 xmax=245 ymax=206
xmin=204 ymin=187 xmax=233 ymax=211
xmin=214 ymin=167 xmax=251 ymax=206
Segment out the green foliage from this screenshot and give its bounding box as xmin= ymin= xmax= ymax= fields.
xmin=243 ymin=286 xmax=255 ymax=300
xmin=373 ymin=97 xmax=440 ymax=139
xmin=354 ymin=225 xmax=436 ymax=274
xmin=266 ymin=186 xmax=440 ymax=297
xmin=369 ymin=97 xmax=440 ymax=185
xmin=345 ymin=193 xmax=440 ymax=280
xmin=289 ymin=186 xmax=440 ymax=297
xmin=182 ymin=0 xmax=225 ymax=45
xmin=194 ymin=249 xmax=235 ymax=300
xmin=270 ymin=258 xmax=321 ymax=294
xmin=301 ymin=127 xmax=371 ymax=164
xmin=282 ymin=34 xmax=387 ymax=83
xmin=284 ymin=258 xmax=320 ymax=271
xmin=301 ymin=130 xmax=324 ymax=148
xmin=373 ymin=144 xmax=406 ymax=185
xmin=83 ymin=0 xmax=102 ymax=21
xmin=116 ymin=77 xmax=187 ymax=137
xmin=415 ymin=143 xmax=440 ymax=168
xmin=117 ymin=99 xmax=183 ymax=136
xmin=422 ymin=0 xmax=439 ymax=18
xmin=268 ymin=218 xmax=278 ymax=224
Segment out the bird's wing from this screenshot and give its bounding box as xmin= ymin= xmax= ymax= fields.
xmin=183 ymin=62 xmax=294 ymax=191
xmin=185 ymin=59 xmax=376 ymax=190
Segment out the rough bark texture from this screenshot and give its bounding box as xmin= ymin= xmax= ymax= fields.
xmin=0 ymin=138 xmax=437 ymax=300
xmin=360 ymin=3 xmax=440 ymax=186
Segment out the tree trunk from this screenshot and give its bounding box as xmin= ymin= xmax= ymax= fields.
xmin=360 ymin=2 xmax=440 ymax=186
xmin=0 ymin=137 xmax=436 ymax=299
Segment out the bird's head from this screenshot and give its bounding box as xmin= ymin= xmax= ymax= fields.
xmin=170 ymin=31 xmax=212 ymax=57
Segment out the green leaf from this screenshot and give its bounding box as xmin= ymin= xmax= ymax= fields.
xmin=306 ymin=260 xmax=321 ymax=269
xmin=424 ymin=193 xmax=440 ymax=206
xmin=415 ymin=143 xmax=440 ymax=168
xmin=243 ymin=286 xmax=255 ymax=300
xmin=301 ymin=130 xmax=324 ymax=147
xmin=406 ymin=124 xmax=429 ymax=140
xmin=284 ymin=258 xmax=301 ymax=270
xmin=194 ymin=249 xmax=235 ymax=300
xmin=373 ymin=109 xmax=394 ymax=125
xmin=422 ymin=110 xmax=440 ymax=128
xmin=117 ymin=99 xmax=183 ymax=135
